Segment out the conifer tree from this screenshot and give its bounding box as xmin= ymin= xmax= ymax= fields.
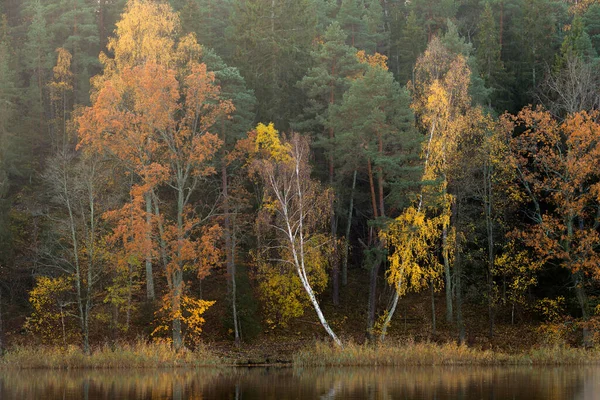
xmin=329 ymin=57 xmax=420 ymax=338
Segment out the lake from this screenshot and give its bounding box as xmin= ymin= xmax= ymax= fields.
xmin=0 ymin=366 xmax=598 ymax=399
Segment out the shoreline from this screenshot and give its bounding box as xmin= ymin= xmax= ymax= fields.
xmin=1 ymin=340 xmax=599 ymax=369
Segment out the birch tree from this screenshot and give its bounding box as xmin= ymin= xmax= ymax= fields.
xmin=246 ymin=123 xmax=342 ymax=347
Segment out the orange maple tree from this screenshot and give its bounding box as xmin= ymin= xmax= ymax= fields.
xmin=78 ymin=0 xmax=232 ymax=349
xmin=501 ymin=106 xmax=600 ymax=320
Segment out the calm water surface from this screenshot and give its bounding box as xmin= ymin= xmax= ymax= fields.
xmin=1 ymin=366 xmax=599 ymax=399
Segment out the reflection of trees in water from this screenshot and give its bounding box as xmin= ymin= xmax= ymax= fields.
xmin=0 ymin=366 xmax=593 ymax=399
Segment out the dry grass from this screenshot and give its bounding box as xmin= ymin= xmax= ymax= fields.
xmin=293 ymin=339 xmax=600 ymax=366
xmin=0 ymin=340 xmax=226 ymax=369
xmin=3 ymin=338 xmax=598 ymax=369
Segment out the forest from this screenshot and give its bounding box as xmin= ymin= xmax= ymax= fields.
xmin=1 ymin=0 xmax=600 ymax=356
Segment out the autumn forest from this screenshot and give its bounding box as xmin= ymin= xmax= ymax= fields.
xmin=1 ymin=0 xmax=600 ymax=357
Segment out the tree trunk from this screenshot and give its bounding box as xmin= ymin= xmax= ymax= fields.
xmin=366 ymin=249 xmax=383 ymax=340
xmin=454 ymin=203 xmax=465 ymax=344
xmin=379 ymin=286 xmax=399 ymax=341
xmin=443 ymin=225 xmax=453 ymax=323
xmin=499 ymin=1 xmax=504 ymax=48
xmin=0 ymin=288 xmax=4 ymax=353
xmin=431 ymin=283 xmax=436 ymax=336
xmin=332 ymin=242 xmax=340 ymax=306
xmin=456 ymin=254 xmax=465 ymax=344
xmin=172 ymin=268 xmax=183 ymax=350
xmin=573 ymin=271 xmax=589 ymax=320
xmin=145 ymin=192 xmax=155 ymax=300
xmin=342 ymin=170 xmax=357 ymax=286
xmin=299 ymin=267 xmax=342 ymax=347
xmin=367 ymin=158 xmax=378 ymax=245
xmin=222 ymin=164 xmax=240 ymax=344
xmin=484 ymin=161 xmax=495 ymax=338
xmin=377 ymin=134 xmax=385 ymax=218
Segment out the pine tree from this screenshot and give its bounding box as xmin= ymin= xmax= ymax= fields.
xmin=174 ymin=0 xmax=235 ymax=58
xmin=329 ymin=59 xmax=420 ymax=338
xmin=476 ymin=2 xmax=508 ymax=108
xmin=397 ymin=10 xmax=427 ymax=84
xmin=297 ymin=22 xmax=362 ymax=304
xmin=229 ymin=0 xmax=316 ymax=128
xmin=337 ymin=0 xmax=365 ymax=48
xmin=583 ymin=3 xmax=600 ymax=55
xmin=0 ymin=16 xmax=18 ymax=249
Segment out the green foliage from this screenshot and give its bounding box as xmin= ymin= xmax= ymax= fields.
xmin=297 ymin=22 xmax=362 ymax=134
xmin=556 ymin=16 xmax=596 ymax=69
xmin=329 ymin=62 xmax=420 ymax=196
xmin=228 ymin=0 xmax=316 ymax=128
xmin=396 ymin=10 xmax=427 ymax=84
xmin=476 ymin=3 xmax=508 ymax=107
xmin=583 ymin=3 xmax=600 ymax=54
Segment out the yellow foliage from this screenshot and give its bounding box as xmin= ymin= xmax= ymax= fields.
xmin=381 ymin=206 xmax=444 ymax=296
xmin=254 ymin=122 xmax=291 ymax=162
xmin=152 ymin=294 xmax=215 ymax=347
xmin=253 ymin=234 xmax=332 ymax=327
xmin=356 ymin=50 xmax=388 ymax=70
xmin=535 ymin=297 xmax=566 ymax=322
xmin=25 ymin=276 xmax=75 ymax=345
xmin=107 ymin=0 xmax=180 ymax=70
xmin=493 ymin=240 xmax=541 ymax=306
xmin=48 ymin=48 xmax=73 ymax=99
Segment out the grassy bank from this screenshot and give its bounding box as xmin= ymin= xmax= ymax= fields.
xmin=2 ymin=339 xmax=599 ymax=369
xmin=293 ymin=340 xmax=600 ymax=366
xmin=0 ymin=341 xmax=226 ymax=369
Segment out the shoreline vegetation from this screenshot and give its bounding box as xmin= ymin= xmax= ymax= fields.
xmin=1 ymin=340 xmax=599 ymax=369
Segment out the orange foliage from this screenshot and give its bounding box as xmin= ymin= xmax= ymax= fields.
xmin=502 ymin=107 xmax=600 ymax=281
xmin=77 ymin=0 xmax=232 ymax=347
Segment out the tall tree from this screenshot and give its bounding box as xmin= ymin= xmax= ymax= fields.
xmin=78 ymin=0 xmax=230 ymax=349
xmin=330 ymin=56 xmax=420 ymax=338
xmin=396 ymin=10 xmax=427 ymax=84
xmin=410 ymin=36 xmax=474 ymax=341
xmin=297 ymin=22 xmax=362 ymax=303
xmin=476 ymin=2 xmax=507 ymax=108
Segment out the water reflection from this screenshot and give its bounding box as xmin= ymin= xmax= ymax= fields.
xmin=0 ymin=365 xmax=597 ymax=399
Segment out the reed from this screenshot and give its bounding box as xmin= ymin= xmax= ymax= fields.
xmin=0 ymin=340 xmax=226 ymax=369
xmin=293 ymin=339 xmax=600 ymax=367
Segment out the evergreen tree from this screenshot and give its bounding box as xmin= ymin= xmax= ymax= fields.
xmin=0 ymin=16 xmax=18 ymax=261
xmin=297 ymin=22 xmax=362 ymax=304
xmin=336 ymin=0 xmax=387 ymax=53
xmin=329 ymin=61 xmax=420 ymax=338
xmin=174 ymin=0 xmax=235 ymax=59
xmin=337 ymin=0 xmax=365 ymax=48
xmin=556 ymin=15 xmax=596 ymax=67
xmin=476 ymin=2 xmax=510 ymax=109
xmin=396 ymin=10 xmax=427 ymax=84
xmin=22 ymin=0 xmax=53 ymax=162
xmin=229 ymin=0 xmax=316 ymax=128
xmin=583 ymin=3 xmax=600 ymax=55
xmin=408 ymin=0 xmax=458 ymax=41
xmin=48 ymin=0 xmax=100 ymax=104
xmin=297 ymin=23 xmax=362 ymax=136
xmin=442 ymin=20 xmax=491 ymax=107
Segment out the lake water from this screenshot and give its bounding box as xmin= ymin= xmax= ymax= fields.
xmin=0 ymin=366 xmax=599 ymax=399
